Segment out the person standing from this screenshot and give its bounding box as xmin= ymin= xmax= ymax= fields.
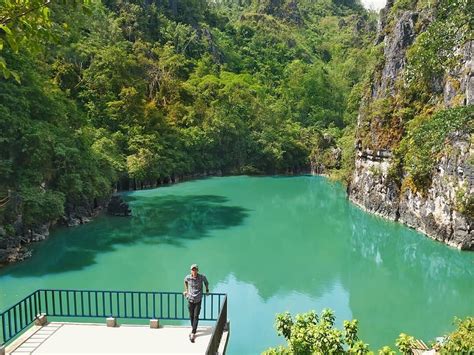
xmin=183 ymin=264 xmax=209 ymax=342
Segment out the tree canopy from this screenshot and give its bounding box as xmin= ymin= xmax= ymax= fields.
xmin=0 ymin=0 xmax=377 ymax=232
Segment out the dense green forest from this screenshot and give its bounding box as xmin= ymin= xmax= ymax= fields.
xmin=0 ymin=0 xmax=376 ymax=232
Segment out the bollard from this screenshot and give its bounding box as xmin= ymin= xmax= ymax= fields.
xmin=150 ymin=319 xmax=160 ymax=329
xmin=106 ymin=317 xmax=117 ymax=327
xmin=35 ymin=314 xmax=48 ymax=326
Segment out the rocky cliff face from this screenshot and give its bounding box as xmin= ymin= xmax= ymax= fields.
xmin=348 ymin=1 xmax=473 ymax=249
xmin=397 ymin=132 xmax=472 ymax=248
xmin=0 ymin=199 xmax=106 ymax=266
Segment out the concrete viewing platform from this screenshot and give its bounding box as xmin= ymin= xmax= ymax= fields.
xmin=0 ymin=289 xmax=229 ymax=355
xmin=5 ymin=322 xmax=228 ymax=354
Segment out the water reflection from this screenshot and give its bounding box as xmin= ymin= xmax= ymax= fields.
xmin=344 ymin=205 xmax=474 ymax=347
xmin=193 ymin=177 xmax=352 ymax=301
xmin=212 ymin=273 xmax=352 ymax=354
xmin=0 ymin=195 xmax=249 ymax=276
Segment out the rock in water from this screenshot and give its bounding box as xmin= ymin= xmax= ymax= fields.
xmin=107 ymin=195 xmax=131 ymax=216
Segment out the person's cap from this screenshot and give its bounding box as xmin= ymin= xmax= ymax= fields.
xmin=190 ymin=264 xmax=198 ymax=270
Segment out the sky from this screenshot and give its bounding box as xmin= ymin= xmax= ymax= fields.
xmin=361 ymin=0 xmax=387 ymax=10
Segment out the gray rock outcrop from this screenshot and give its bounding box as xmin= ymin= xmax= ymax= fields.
xmin=107 ymin=195 xmax=132 ymax=216
xmin=348 ymin=2 xmax=473 ymax=250
xmin=0 ymin=199 xmax=106 ymax=266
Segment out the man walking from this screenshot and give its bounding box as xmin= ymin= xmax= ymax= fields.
xmin=184 ymin=264 xmax=209 ymax=342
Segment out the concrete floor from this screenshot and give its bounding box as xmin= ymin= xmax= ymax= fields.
xmin=6 ymin=322 xmax=214 ymax=354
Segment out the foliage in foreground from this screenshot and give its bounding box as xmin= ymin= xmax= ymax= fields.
xmin=263 ymin=310 xmax=474 ymax=354
xmin=440 ymin=317 xmax=474 ymax=354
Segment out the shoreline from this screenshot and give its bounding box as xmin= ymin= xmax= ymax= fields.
xmin=347 ymin=195 xmax=469 ymax=251
xmin=1 ymin=172 xmax=470 ymax=268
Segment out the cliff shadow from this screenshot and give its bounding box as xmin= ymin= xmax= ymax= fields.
xmin=2 ymin=195 xmax=250 ymax=277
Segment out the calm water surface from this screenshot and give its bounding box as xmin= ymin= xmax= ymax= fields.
xmin=1 ymin=176 xmax=473 ymax=353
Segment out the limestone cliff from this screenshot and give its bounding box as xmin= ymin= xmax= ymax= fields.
xmin=0 ymin=197 xmax=107 ymax=266
xmin=348 ymin=0 xmax=473 ymax=249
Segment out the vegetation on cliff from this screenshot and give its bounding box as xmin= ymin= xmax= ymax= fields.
xmin=0 ymin=0 xmax=376 ymax=235
xmin=396 ymin=106 xmax=474 ymax=196
xmin=356 ymin=0 xmax=472 ymax=191
xmin=0 ymin=0 xmax=471 ymax=239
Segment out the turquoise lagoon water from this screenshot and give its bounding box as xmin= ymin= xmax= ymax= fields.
xmin=0 ymin=176 xmax=473 ymax=353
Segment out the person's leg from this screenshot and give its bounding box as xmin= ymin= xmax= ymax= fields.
xmin=192 ymin=301 xmax=201 ymax=334
xmin=188 ymin=301 xmax=196 ymax=328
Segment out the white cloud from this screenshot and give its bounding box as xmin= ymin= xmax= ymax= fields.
xmin=361 ymin=0 xmax=387 ymax=11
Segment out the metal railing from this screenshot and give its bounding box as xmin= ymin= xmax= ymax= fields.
xmin=0 ymin=289 xmax=227 ymax=348
xmin=0 ymin=290 xmax=40 ymax=347
xmin=206 ymin=295 xmax=228 ymax=355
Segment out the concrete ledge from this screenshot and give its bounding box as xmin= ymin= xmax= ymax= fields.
xmin=35 ymin=313 xmax=47 ymax=326
xmin=218 ymin=329 xmax=230 ymax=355
xmin=150 ymin=319 xmax=160 ymax=328
xmin=106 ymin=317 xmax=117 ymax=327
xmin=6 ymin=322 xmax=214 ymax=354
xmin=4 ymin=324 xmax=43 ymax=354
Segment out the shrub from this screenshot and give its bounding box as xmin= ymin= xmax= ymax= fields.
xmin=398 ymin=106 xmax=474 ymax=193
xmin=265 ymin=311 xmax=474 ymax=355
xmin=264 ymin=310 xmax=370 ymax=354
xmin=396 ymin=333 xmax=416 ymax=354
xmin=440 ymin=317 xmax=474 ymax=353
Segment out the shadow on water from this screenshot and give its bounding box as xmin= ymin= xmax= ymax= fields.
xmin=126 ymin=195 xmax=249 ymax=240
xmin=2 ymin=195 xmax=249 ymax=277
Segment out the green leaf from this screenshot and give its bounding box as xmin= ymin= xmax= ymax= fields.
xmin=5 ymin=34 xmax=19 ymax=52
xmin=11 ymin=70 xmax=21 ymax=83
xmin=2 ymin=67 xmax=11 ymax=79
xmin=42 ymin=7 xmax=50 ymax=18
xmin=20 ymin=19 xmax=33 ymax=30
xmin=82 ymin=5 xmax=93 ymax=15
xmin=0 ymin=24 xmax=12 ymax=35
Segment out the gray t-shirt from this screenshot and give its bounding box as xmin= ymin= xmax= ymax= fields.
xmin=184 ymin=273 xmax=209 ymax=303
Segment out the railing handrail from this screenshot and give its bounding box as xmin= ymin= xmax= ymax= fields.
xmin=33 ymin=289 xmax=226 ymax=298
xmin=1 ymin=289 xmax=227 ymax=347
xmin=0 ymin=290 xmax=38 ymax=316
xmin=0 ymin=289 xmax=227 ymax=314
xmin=205 ymin=294 xmax=228 ymax=355
xmin=0 ymin=290 xmax=40 ymax=347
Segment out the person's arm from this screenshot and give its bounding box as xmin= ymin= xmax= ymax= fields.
xmin=183 ymin=277 xmax=188 ymax=296
xmin=203 ymin=275 xmax=209 ymax=293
